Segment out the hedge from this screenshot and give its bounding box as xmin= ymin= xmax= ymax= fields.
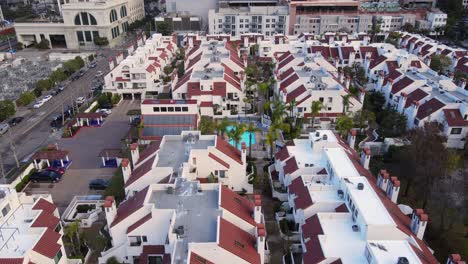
xmin=15 ymin=168 xmax=37 ymax=192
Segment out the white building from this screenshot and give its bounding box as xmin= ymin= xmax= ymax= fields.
xmin=103 ymin=34 xmax=177 ymax=100
xmin=0 ymin=186 xmax=69 ymax=264
xmin=426 ymin=10 xmax=447 ymax=35
xmin=268 ymin=130 xmax=440 ymax=263
xmin=208 ymin=6 xmax=289 ymax=37
xmin=15 ymin=0 xmax=145 ymax=49
xmin=122 ymin=130 xmax=252 ymax=193
xmin=99 ymin=183 xmax=266 ymax=264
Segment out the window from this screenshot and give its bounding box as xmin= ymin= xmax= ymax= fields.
xmin=1 ymin=204 xmax=10 ymax=216
xmin=110 ymin=9 xmax=118 ymax=23
xmin=328 ymin=97 xmax=332 ymax=103
xmin=319 ymin=97 xmax=324 ymax=102
xmin=129 ymin=236 xmax=142 ymax=246
xmin=153 ymin=107 xmax=160 ymax=112
xmin=74 ymin=14 xmax=81 ymax=25
xmin=120 ymin=6 xmax=128 ymax=17
xmin=85 ymin=31 xmax=92 ymax=42
xmin=54 ymin=223 xmax=62 ymax=233
xmin=450 ymin=128 xmax=462 ymax=135
xmin=219 ymin=170 xmax=226 ymax=178
xmin=92 ymin=31 xmax=99 ymax=39
xmin=76 ymin=31 xmax=84 ymax=42
xmin=81 ymin=12 xmax=89 ymax=25
xmin=175 ymin=107 xmax=181 ymax=112
xmin=182 ymin=107 xmax=188 ymax=112
xmin=192 ymin=157 xmax=196 ymax=165
xmin=54 ymin=250 xmax=63 ymax=264
xmin=160 ymin=107 xmax=167 ymax=112
xmin=142 ymin=236 xmax=147 ymax=242
xmin=168 ymin=107 xmax=174 ymax=112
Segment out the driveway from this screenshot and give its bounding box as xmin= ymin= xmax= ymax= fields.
xmin=24 ymin=100 xmax=139 ymax=212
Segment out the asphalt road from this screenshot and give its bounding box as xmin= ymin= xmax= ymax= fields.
xmin=0 ymin=53 xmax=109 ymax=174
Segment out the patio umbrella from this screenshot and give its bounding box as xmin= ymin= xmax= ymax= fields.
xmin=398 ymin=204 xmax=413 ymax=215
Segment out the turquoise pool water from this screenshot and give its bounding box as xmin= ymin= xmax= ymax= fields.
xmin=227 ymin=125 xmax=256 ymax=149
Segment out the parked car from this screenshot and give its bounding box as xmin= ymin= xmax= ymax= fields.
xmin=29 ymin=170 xmax=62 ymax=183
xmin=45 ymin=167 xmax=65 ymax=175
xmin=71 ymin=74 xmax=80 ymax=81
xmin=75 ymin=97 xmax=86 ymax=105
xmin=89 ymin=62 xmax=97 ymax=68
xmin=33 ymin=100 xmax=45 ymax=109
xmin=79 ymin=69 xmax=85 ymax=76
xmin=0 ymin=123 xmax=10 ymax=135
xmin=95 ymin=71 xmax=103 ymax=78
xmin=89 ymin=179 xmax=109 ymax=190
xmin=43 ymin=95 xmax=53 ymax=102
xmin=58 ymin=85 xmax=65 ymax=91
xmin=131 ymin=117 xmax=141 ymax=126
xmin=50 ymin=115 xmax=63 ymax=128
xmin=96 ymin=109 xmax=111 ymax=116
xmin=9 ymin=117 xmax=24 ymax=126
xmin=99 ymin=103 xmax=113 ymax=109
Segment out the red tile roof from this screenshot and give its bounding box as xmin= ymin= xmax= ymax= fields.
xmin=222 ymin=64 xmax=241 ymax=83
xmin=216 ymin=136 xmax=243 ymax=165
xmin=297 ymin=94 xmax=312 ymax=106
xmin=209 ymin=152 xmax=230 ymax=168
xmin=310 ymin=46 xmax=331 ymax=59
xmin=200 ymin=101 xmax=213 ymax=107
xmin=187 ymin=45 xmax=200 ymax=58
xmin=31 ymin=211 xmax=60 ymax=229
xmin=190 ymin=252 xmax=214 ymax=264
xmin=443 ymin=109 xmax=468 ymax=127
xmin=391 ymin=76 xmax=414 ymax=94
xmin=410 ymin=60 xmax=422 ymax=68
xmin=111 ymin=186 xmax=149 ymax=227
xmin=32 ymin=198 xmax=57 ymax=214
xmin=277 ymin=51 xmax=291 ymax=62
xmin=386 ymin=61 xmax=399 ymax=72
xmin=279 ymin=67 xmax=294 ymax=80
xmin=174 ymin=69 xmax=193 ymax=91
xmin=187 ymin=53 xmax=202 ymax=70
xmin=230 ymin=53 xmax=245 ymax=69
xmin=370 ymin=55 xmax=387 ymax=69
xmin=303 ymin=237 xmax=325 ymax=264
xmin=76 ymin=112 xmax=103 ymax=119
xmin=115 ymin=77 xmax=130 ymax=82
xmin=146 ymin=64 xmax=156 ymax=73
xmin=278 ymin=54 xmax=294 ymax=70
xmin=283 ymin=157 xmax=299 ymax=175
xmin=288 ymin=176 xmax=313 ymax=210
xmin=274 ymin=147 xmax=290 ymax=161
xmin=286 ymin=85 xmax=307 ymax=103
xmin=139 ymin=245 xmax=171 ymax=264
xmin=330 ymin=47 xmax=339 ymax=59
xmin=340 ymin=46 xmax=355 ymax=60
xmin=218 ymin=218 xmax=260 ymax=264
xmin=224 ymin=74 xmax=241 ymax=91
xmin=404 ymin=89 xmax=429 ymax=108
xmin=33 ymin=228 xmax=62 ymax=259
xmin=359 ymin=46 xmax=378 ymax=60
xmin=334 ymin=203 xmax=349 ymax=213
xmin=280 ymin=73 xmax=299 ymax=91
xmin=0 ymin=258 xmax=24 ymax=264
xmin=220 ymin=185 xmax=255 ymax=225
xmin=127 ymin=213 xmax=152 ymax=233
xmin=302 ymin=215 xmax=323 ymax=240
xmin=416 ymin=98 xmax=445 ymax=120
xmin=383 ymin=70 xmax=402 ymax=86
xmin=31 ymin=150 xmax=69 ymax=161
xmin=125 ymin=156 xmax=155 ymax=187
xmin=137 ymin=141 xmax=161 ymax=165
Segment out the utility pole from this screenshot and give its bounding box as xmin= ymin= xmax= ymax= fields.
xmin=0 ymin=153 xmax=5 ymax=183
xmin=61 ymin=102 xmax=65 ymax=126
xmin=8 ymin=129 xmax=19 ymax=168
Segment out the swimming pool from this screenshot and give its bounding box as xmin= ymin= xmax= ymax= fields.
xmin=226 ymin=125 xmax=256 ymax=149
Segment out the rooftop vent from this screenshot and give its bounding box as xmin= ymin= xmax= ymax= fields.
xmin=322 ymin=134 xmax=328 ymax=141
xmin=0 ymin=190 xmax=6 ymax=199
xmin=357 ymin=183 xmax=364 ymax=190
xmin=352 ymin=225 xmax=359 ymax=232
xmin=315 ymin=131 xmax=320 ymax=137
xmin=397 ymin=257 xmax=409 ymax=264
xmin=337 ymin=189 xmax=344 ymax=198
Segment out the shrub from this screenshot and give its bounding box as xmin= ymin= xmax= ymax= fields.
xmin=103 ymin=167 xmax=125 ymax=205
xmin=16 ymin=91 xmax=36 ymax=106
xmin=36 ymin=39 xmax=50 ymax=49
xmin=111 ymin=94 xmax=121 ymax=105
xmin=15 ymin=168 xmax=36 ymax=192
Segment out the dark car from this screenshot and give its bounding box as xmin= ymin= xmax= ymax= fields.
xmin=89 ymin=179 xmax=110 ymax=190
xmin=89 ymin=62 xmax=97 ymax=68
xmin=30 ymin=170 xmax=62 ymax=183
xmin=50 ymin=115 xmax=63 ymax=128
xmin=9 ymin=117 xmax=24 ymax=126
xmin=100 ymin=103 xmax=113 ymax=109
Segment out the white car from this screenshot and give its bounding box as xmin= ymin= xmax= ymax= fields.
xmin=95 ymin=71 xmax=103 ymax=78
xmin=96 ymin=109 xmax=111 ymax=116
xmin=75 ymin=97 xmax=86 ymax=105
xmin=43 ymin=95 xmax=52 ymax=102
xmin=33 ymin=100 xmax=45 ymax=109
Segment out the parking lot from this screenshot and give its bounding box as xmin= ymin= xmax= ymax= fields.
xmin=24 ymin=100 xmax=139 ymax=212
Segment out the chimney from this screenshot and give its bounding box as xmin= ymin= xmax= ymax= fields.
xmin=329 ymin=36 xmax=334 ymax=45
xmin=376 ymin=71 xmax=385 ymax=91
xmin=448 ymin=72 xmax=454 ymax=81
xmin=188 ymin=36 xmax=194 ymax=47
xmin=377 ymin=169 xmax=390 ymax=192
xmin=459 ymin=78 xmax=466 ymax=90
xmin=386 ymin=176 xmax=400 ymax=203
xmin=243 ymin=36 xmax=248 ymax=48
xmin=425 ymin=56 xmax=431 ymax=66
xmin=360 ymin=148 xmax=371 ymax=169
xmin=104 ymin=196 xmax=117 ymax=237
xmin=338 ymin=69 xmax=344 ymax=83
xmin=409 ymin=100 xmax=420 ymax=128
xmin=397 ymin=92 xmax=407 ymax=113
xmin=256 ymin=223 xmax=266 ymax=264
xmin=349 ymin=51 xmax=355 ymax=66
xmin=383 ymin=78 xmax=393 ymax=105
xmin=447 ymin=254 xmax=464 ymax=264
xmin=121 ymin=158 xmax=131 ymax=183
xmin=130 ymin=143 xmax=139 ymax=167
xmin=344 ymin=75 xmax=351 ymax=89
xmin=359 ymin=88 xmax=365 ymax=104
xmin=253 ymin=194 xmax=262 ymax=223
xmin=410 ymin=209 xmax=428 ymax=240
xmin=241 ymin=142 xmax=247 ymax=164
xmin=347 ymin=129 xmax=356 ymax=149
xmin=409 ymin=41 xmax=415 ymax=53
xmin=436 ymin=48 xmax=441 ymax=55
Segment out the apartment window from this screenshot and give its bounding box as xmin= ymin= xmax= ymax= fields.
xmin=1 ymin=204 xmax=10 ymax=217
xmin=153 ymin=107 xmax=160 ymax=112
xmin=76 ymin=31 xmax=84 ymax=42
xmin=168 ymin=107 xmax=174 ymax=112
xmin=319 ymin=97 xmax=324 ymax=102
xmin=327 ymin=107 xmax=332 ymax=111
xmin=192 ymin=157 xmax=196 ymax=165
xmin=85 ymin=31 xmax=92 ymax=42
xmin=142 ymin=236 xmax=148 ymax=242
xmin=54 ymin=250 xmax=63 ymax=264
xmin=266 ymin=19 xmax=270 ymax=23
xmin=175 ymin=107 xmax=181 ymax=112
xmin=328 ymin=97 xmax=332 ymax=103
xmin=92 ymin=31 xmax=99 ymax=39
xmin=129 ymin=236 xmax=142 ymax=246
xmin=160 ymin=107 xmax=167 ymax=112
xmin=240 ymin=19 xmax=244 ymax=23
xmin=182 ymin=107 xmax=188 ymax=112
xmin=451 ymin=128 xmax=462 ymax=135
xmin=266 ymin=24 xmax=270 ymax=28
xmin=218 ymin=170 xmax=226 ymax=178
xmin=240 ymin=24 xmax=243 ymax=28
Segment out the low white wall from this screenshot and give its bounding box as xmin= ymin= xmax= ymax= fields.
xmin=84 ymin=101 xmax=98 ymax=113
xmin=9 ymin=163 xmax=35 ymax=189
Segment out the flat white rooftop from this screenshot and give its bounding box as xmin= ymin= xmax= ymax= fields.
xmin=343 ymin=177 xmax=395 ymax=226
xmin=367 ymin=240 xmax=422 ymax=264
xmin=156 ymin=135 xmax=215 ymax=169
xmin=324 ymin=148 xmax=360 ymax=178
xmin=288 ymin=139 xmax=327 ymax=169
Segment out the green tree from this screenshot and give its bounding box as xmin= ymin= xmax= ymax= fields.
xmin=65 ymin=220 xmax=82 ymax=256
xmin=353 ymin=109 xmax=375 ymax=131
xmin=74 ymin=56 xmax=85 ymax=68
xmin=50 ymin=68 xmax=67 ymax=84
xmin=245 ymin=122 xmax=260 ymax=160
xmin=378 ymin=109 xmax=407 ymax=138
xmin=227 ymin=123 xmax=246 ymax=149
xmin=335 ymin=115 xmax=353 ymax=137
xmin=265 ymin=128 xmax=276 ymax=160
xmin=98 ymin=93 xmax=112 ymax=107
xmin=36 ymin=39 xmax=50 ymax=49
xmin=402 ymin=23 xmax=415 ymax=33
xmin=163 ymin=65 xmax=173 ymax=75
xmin=199 ymin=116 xmax=215 ymax=134
xmin=94 ymin=37 xmax=109 ymax=46
xmin=430 ymin=54 xmax=451 ymax=73
xmin=216 ymin=117 xmax=231 ymax=138
xmin=309 ymin=100 xmax=323 ymax=128
xmin=111 ymin=94 xmax=121 ymax=105
xmin=177 ymin=63 xmax=185 ymax=78
xmin=341 ymin=94 xmax=351 ymax=114
xmin=0 ymin=100 xmax=16 ymax=122
xmin=63 ymin=59 xmax=81 ymax=74
xmin=16 ymin=91 xmax=36 ymax=106
xmin=370 ymin=18 xmax=382 ymax=43
xmin=258 ymin=82 xmax=270 ymax=100
xmin=176 ymin=48 xmax=185 ymax=60
xmin=88 ymin=54 xmax=95 ymax=61
xmin=156 ymin=21 xmax=172 ymax=36
xmin=36 ymin=79 xmax=53 ymax=91
xmin=106 ymin=257 xmax=123 ymax=264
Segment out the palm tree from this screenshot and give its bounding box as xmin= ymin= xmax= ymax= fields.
xmin=258 ymin=82 xmax=269 ymax=100
xmin=271 ymin=96 xmax=287 ymax=125
xmin=336 ymin=115 xmax=354 ymax=137
xmin=246 ymin=122 xmax=261 ymax=160
xmin=216 ymin=117 xmax=231 ymax=138
xmin=227 ymin=123 xmax=246 ymax=149
xmin=342 ymin=94 xmax=351 ymax=115
xmin=265 ymin=128 xmax=276 ymax=160
xmin=310 ymin=100 xmax=323 ymax=129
